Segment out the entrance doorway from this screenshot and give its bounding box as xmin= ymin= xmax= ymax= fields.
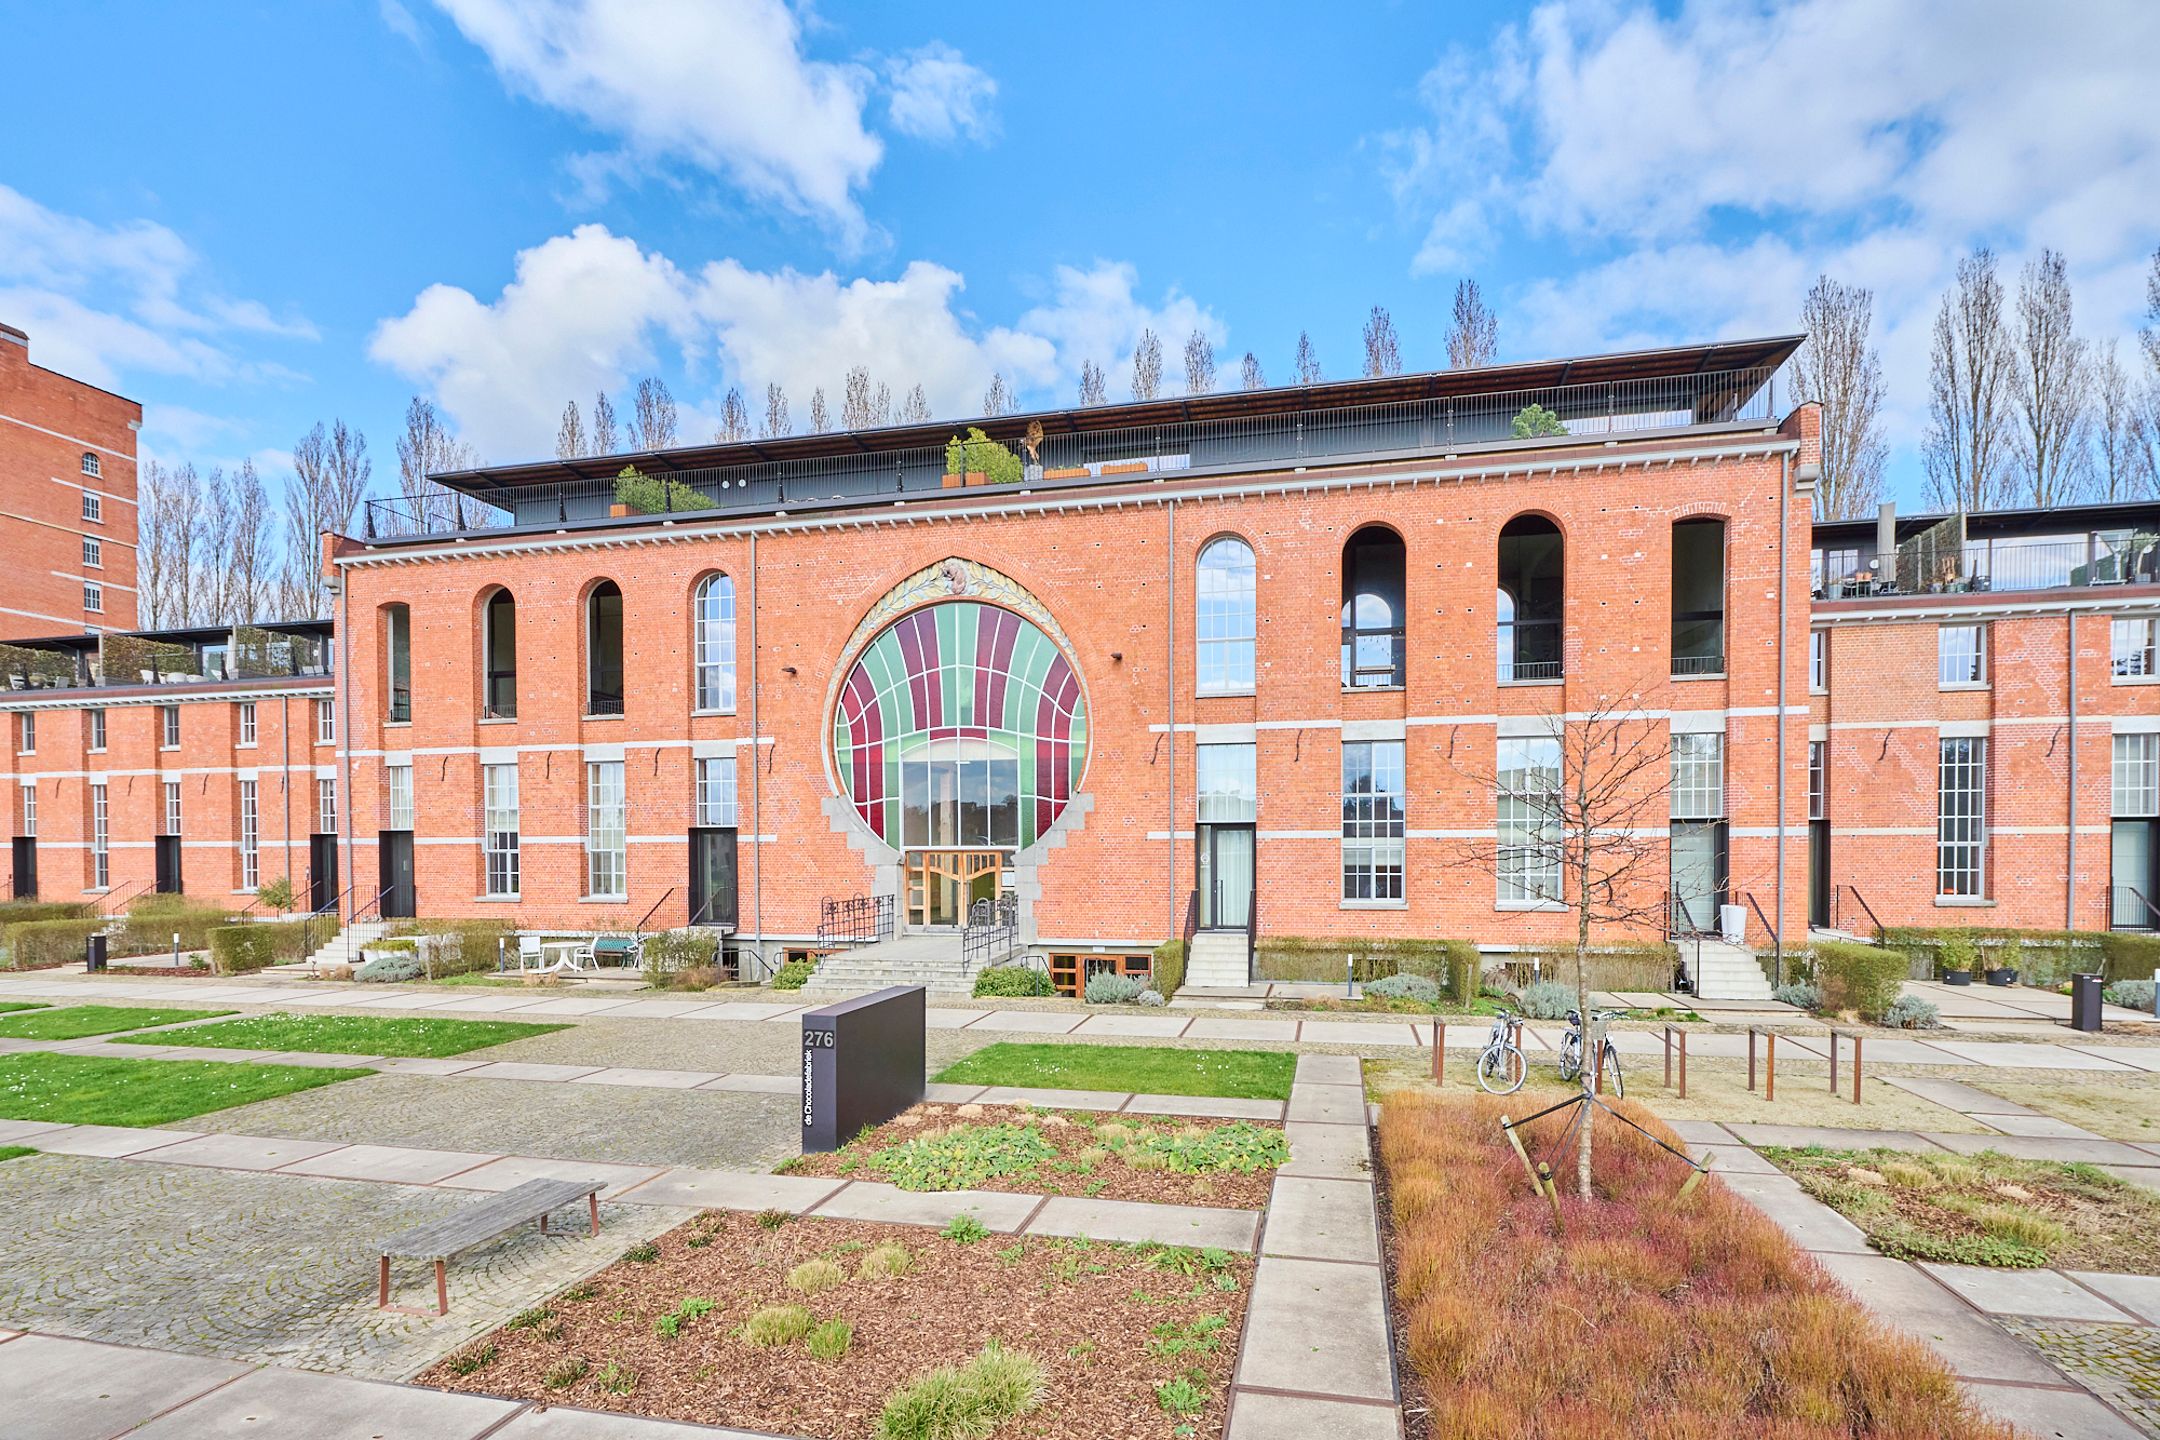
xmin=377 ymin=831 xmax=415 ymax=918
xmin=1197 ymin=823 xmax=1253 ymax=929
xmin=10 ymin=837 xmax=35 ymax=900
xmin=2112 ymin=819 xmax=2159 ymax=928
xmin=309 ymin=834 xmax=338 ymax=913
xmin=1670 ymin=821 xmax=1727 ymax=934
xmin=906 ymin=850 xmax=1005 ymax=928
xmin=689 ymin=828 xmax=738 ymax=928
xmin=1808 ymin=820 xmax=1830 ymax=929
xmin=154 ymin=835 xmax=183 ymax=894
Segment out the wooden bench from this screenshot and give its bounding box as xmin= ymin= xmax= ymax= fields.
xmin=376 ymin=1177 xmax=605 ymax=1316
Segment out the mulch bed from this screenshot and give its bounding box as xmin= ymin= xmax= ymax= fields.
xmin=423 ymin=1208 xmax=1252 ymax=1439
xmin=783 ymin=1102 xmax=1283 ymax=1209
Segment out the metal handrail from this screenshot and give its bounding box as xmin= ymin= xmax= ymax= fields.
xmin=1181 ymin=888 xmax=1199 ymax=956
xmin=2107 ymin=883 xmax=2160 ymax=931
xmin=633 ymin=886 xmax=676 ymax=938
xmin=1244 ymin=883 xmax=1258 ymax=988
xmin=817 ymin=893 xmax=894 ymax=948
xmin=962 ymin=892 xmax=1020 ymax=968
xmin=97 ymin=878 xmax=153 ymax=920
xmin=1742 ymin=891 xmax=1776 ymax=945
xmin=1669 ymin=888 xmax=1704 ymax=994
xmin=353 ymin=882 xmax=397 ymax=926
xmin=1832 ymin=883 xmax=1882 ymax=939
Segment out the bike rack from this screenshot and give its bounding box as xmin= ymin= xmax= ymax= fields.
xmin=1661 ymin=1024 xmax=1689 ymax=1099
xmin=1746 ymin=1026 xmax=1778 ymax=1100
xmin=1826 ymin=1028 xmax=1864 ymax=1104
xmin=1431 ymin=1020 xmax=1445 ymax=1083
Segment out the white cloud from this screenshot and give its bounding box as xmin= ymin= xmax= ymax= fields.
xmin=1018 ymin=262 xmax=1225 ymax=400
xmin=378 ymin=0 xmax=425 ymax=47
xmin=430 ymin=0 xmax=883 ymax=236
xmin=885 ymin=42 xmax=998 ymax=145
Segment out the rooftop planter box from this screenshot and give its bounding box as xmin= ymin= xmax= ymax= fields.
xmin=942 ymin=428 xmax=1021 ymax=487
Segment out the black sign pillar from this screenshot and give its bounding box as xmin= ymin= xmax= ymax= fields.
xmin=801 ymin=985 xmax=926 ymax=1153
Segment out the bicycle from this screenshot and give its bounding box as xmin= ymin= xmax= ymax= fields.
xmin=1475 ymin=1009 xmax=1527 ymax=1094
xmin=1557 ymin=1008 xmax=1626 ymax=1097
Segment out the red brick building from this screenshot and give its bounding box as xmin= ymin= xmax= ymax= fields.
xmin=0 ymin=323 xmax=141 ymax=637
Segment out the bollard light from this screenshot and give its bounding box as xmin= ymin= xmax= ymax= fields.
xmin=1346 ymin=953 xmax=1355 ymax=999
xmin=172 ymin=931 xmax=180 ymax=967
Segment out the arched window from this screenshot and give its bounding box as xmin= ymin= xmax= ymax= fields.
xmin=1497 ymin=515 xmax=1563 ymax=682
xmin=1340 ymin=526 xmax=1406 ymax=689
xmin=383 ymin=604 xmax=411 ymax=722
xmin=482 ymin=589 xmax=517 ymax=718
xmin=1671 ymin=518 xmax=1726 ymax=677
xmin=693 ymin=574 xmax=736 ymax=712
xmin=1195 ymin=537 xmax=1256 ymax=695
xmin=80 ymin=452 xmax=100 ymax=479
xmin=586 ymin=581 xmax=624 ymax=716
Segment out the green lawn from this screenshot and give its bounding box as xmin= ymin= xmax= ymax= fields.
xmin=0 ymin=1005 xmax=234 ymax=1041
xmin=0 ymin=1002 xmax=48 ymax=1014
xmin=934 ymin=1042 xmax=1297 ymax=1100
xmin=113 ymin=1011 xmax=569 ymax=1057
xmin=0 ymin=1051 xmax=366 ymax=1127
xmin=0 ymin=1145 xmax=33 ymax=1162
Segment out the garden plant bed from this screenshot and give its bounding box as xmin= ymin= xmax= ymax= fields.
xmin=934 ymin=1041 xmax=1294 ymax=1099
xmin=784 ymin=1102 xmax=1286 ymax=1209
xmin=0 ymin=1002 xmax=47 ymax=1014
xmin=423 ymin=1209 xmax=1252 ymax=1439
xmin=1263 ymin=994 xmax=1502 ymax=1017
xmin=1379 ymin=1090 xmax=2016 ymax=1438
xmin=1764 ymin=1144 xmax=2160 ymax=1273
xmin=111 ymin=1011 xmax=570 ymax=1057
xmin=0 ymin=1051 xmax=368 ymax=1126
xmin=0 ymin=1004 xmax=234 ymax=1041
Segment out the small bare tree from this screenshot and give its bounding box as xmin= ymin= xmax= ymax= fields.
xmin=1131 ymin=329 xmax=1163 ymax=402
xmin=1924 ymin=247 xmax=2017 ymax=512
xmin=1184 ymin=329 xmax=1216 ymax=395
xmin=2139 ymin=249 xmax=2160 ymax=484
xmin=1362 ymin=305 xmax=1402 ymax=377
xmin=1790 ymin=274 xmax=1889 ymax=520
xmin=138 ymin=459 xmax=201 ymax=628
xmin=554 ymin=400 xmax=586 ymax=459
xmin=808 ymin=388 xmax=830 ymax=433
xmin=1077 ymin=359 xmax=1106 ymax=407
xmin=226 ymin=458 xmax=277 ymax=622
xmin=899 ymin=384 xmax=931 ymax=424
xmin=395 ymin=395 xmax=475 ymax=531
xmin=631 ymin=376 xmax=677 ymax=450
xmin=282 ymin=419 xmax=371 ymax=615
xmin=1293 ymin=331 xmax=1323 ymax=385
xmin=2093 ymin=343 xmax=2152 ymax=500
xmin=2009 ymin=249 xmax=2092 ymax=508
xmin=762 ymin=383 xmax=792 ymax=439
xmin=1239 ymin=352 xmax=1265 ymax=390
xmin=842 ymin=366 xmax=877 ymax=429
xmin=715 ymin=387 xmax=751 ymax=442
xmin=981 ymin=372 xmax=1013 ymax=417
xmin=1446 ymin=279 xmax=1498 ymax=369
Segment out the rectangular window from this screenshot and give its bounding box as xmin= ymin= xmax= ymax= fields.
xmin=1670 ymin=733 xmax=1726 ymax=820
xmin=164 ymin=781 xmax=182 ymax=837
xmin=17 ymin=713 xmax=32 ymax=755
xmin=484 ymin=763 xmax=520 ymax=897
xmin=91 ymin=782 xmax=108 ymax=888
xmin=1937 ymin=737 xmax=1987 ymax=897
xmin=1938 ymin=624 xmax=1987 ymax=687
xmin=386 ymin=764 xmax=414 ymax=831
xmin=1497 ymin=736 xmax=1562 ymax=905
xmin=82 ymin=490 xmax=102 ymax=523
xmin=315 ymin=698 xmax=335 ymax=745
xmin=318 ymin=778 xmax=337 ymax=835
xmin=82 ymin=537 xmax=101 ymax=569
xmin=694 ymin=755 xmax=739 ymax=828
xmin=161 ymin=705 xmax=180 ymax=748
xmin=83 ymin=583 xmax=102 ymax=613
xmin=2114 ymin=733 xmax=2160 ymax=817
xmin=1341 ymin=740 xmax=1406 ymax=901
xmin=21 ymin=784 xmax=36 ymax=838
xmin=1809 ymin=629 xmax=1828 ymax=692
xmin=1195 ymin=743 xmax=1259 ymax=823
xmin=88 ymin=708 xmax=105 ymax=751
xmin=2114 ymin=618 xmax=2158 ymax=678
xmin=237 ymin=701 xmax=257 ymax=747
xmin=585 ymin=760 xmax=627 ymax=898
xmin=239 ymin=780 xmax=259 ymax=889
xmin=1808 ymin=739 xmax=1826 ymax=821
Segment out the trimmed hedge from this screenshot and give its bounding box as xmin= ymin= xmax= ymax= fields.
xmin=1151 ymin=938 xmax=1187 ymax=1000
xmin=1442 ymin=940 xmax=1483 ymax=1004
xmin=770 ymin=958 xmax=815 ymax=990
xmin=114 ymin=899 xmax=230 ymax=957
xmin=642 ymin=929 xmax=721 ymax=983
xmin=1514 ymin=943 xmax=1677 ymax=993
xmin=0 ymin=901 xmax=95 ymax=925
xmin=208 ymin=925 xmax=280 ymax=975
xmin=385 ymin=919 xmax=515 ymax=977
xmin=1813 ymin=941 xmax=1910 ymax=1020
xmin=2097 ymin=931 xmax=2160 ymax=985
xmin=1875 ymin=925 xmax=2160 ymax=985
xmin=2 ymin=918 xmax=106 ymax=969
xmin=972 ymin=965 xmax=1054 ymax=999
xmin=1256 ymin=936 xmax=1458 ymax=984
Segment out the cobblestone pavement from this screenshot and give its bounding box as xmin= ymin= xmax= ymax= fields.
xmin=475 ymin=1014 xmax=1001 ymax=1075
xmin=2001 ymin=1320 xmax=2160 ymax=1436
xmin=0 ymin=1152 xmax=690 ymax=1380
xmin=188 ymin=1074 xmax=801 ymax=1170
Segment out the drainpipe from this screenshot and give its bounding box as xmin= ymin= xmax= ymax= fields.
xmin=280 ymin=694 xmax=293 ymax=895
xmin=336 ymin=574 xmax=354 ymax=924
xmin=749 ymin=531 xmax=762 ymax=964
xmin=1775 ymin=453 xmax=1791 ymax=983
xmin=1166 ymin=501 xmax=1177 ymax=939
xmin=2068 ymin=607 xmax=2078 ymax=930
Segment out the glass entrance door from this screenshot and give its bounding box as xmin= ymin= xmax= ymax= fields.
xmin=1808 ymin=820 xmax=1830 ymax=929
xmin=690 ymin=828 xmax=738 ymax=928
xmin=2112 ymin=820 xmax=2157 ymax=928
xmin=1670 ymin=821 xmax=1726 ymax=934
xmin=1198 ymin=824 xmax=1253 ymax=929
xmin=906 ymin=850 xmax=1005 ymax=928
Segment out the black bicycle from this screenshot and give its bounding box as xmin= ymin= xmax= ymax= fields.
xmin=1557 ymin=1008 xmax=1625 ymax=1096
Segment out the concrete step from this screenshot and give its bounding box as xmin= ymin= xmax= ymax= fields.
xmin=1187 ymin=931 xmax=1250 ymax=989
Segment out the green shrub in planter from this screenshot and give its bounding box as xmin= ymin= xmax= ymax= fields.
xmin=2097 ymin=931 xmax=2160 ymax=984
xmin=1516 ymin=980 xmax=1575 ymax=1020
xmin=1365 ymin=973 xmax=1441 ymax=1004
xmin=973 ymin=966 xmax=1053 ymax=999
xmin=1814 ymin=942 xmax=1910 ymax=1020
xmin=2105 ymin=978 xmax=2155 ymax=1011
xmin=1445 ymin=940 xmax=1482 ymax=1006
xmin=1881 ymin=994 xmax=1942 ymax=1029
xmin=1935 ymin=929 xmax=1977 ymax=979
xmin=2 ymin=918 xmax=106 ymax=969
xmin=1151 ymin=938 xmax=1187 ymax=999
xmin=385 ymin=920 xmax=513 ymax=977
xmin=1772 ymin=981 xmax=1821 ymax=1011
xmin=770 ymin=958 xmax=815 ymax=991
xmin=1084 ymin=972 xmax=1144 ymax=1005
xmin=640 ymin=929 xmax=720 ymax=984
xmin=208 ymin=925 xmax=280 ymax=975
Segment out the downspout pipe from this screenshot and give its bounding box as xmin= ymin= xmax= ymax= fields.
xmin=1776 ymin=453 xmax=1800 ymax=984
xmin=336 ymin=572 xmax=354 ymax=924
xmin=749 ymin=532 xmax=762 ymax=966
xmin=1166 ymin=501 xmax=1177 ymax=939
xmin=2068 ymin=607 xmax=2079 ymax=930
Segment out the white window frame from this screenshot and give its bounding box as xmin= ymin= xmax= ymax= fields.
xmin=386 ymin=765 xmax=414 ymax=832
xmin=1937 ymin=736 xmax=1987 ymax=898
xmin=584 ymin=759 xmax=627 ymax=899
xmin=2113 ymin=617 xmax=2158 ymax=680
xmin=2113 ymin=733 xmax=2159 ymax=818
xmin=164 ymin=781 xmax=182 ymax=837
xmin=17 ymin=713 xmax=32 ymax=756
xmin=318 ymin=778 xmax=338 ymax=835
xmin=695 ymin=755 xmax=739 ymax=829
xmin=484 ymin=763 xmax=520 ymax=897
xmin=20 ymin=784 xmax=35 ymax=839
xmin=315 ymin=698 xmax=335 ymax=745
xmin=1670 ymin=733 xmax=1726 ymax=821
xmin=239 ymin=779 xmax=259 ymax=890
xmin=87 ymin=708 xmax=105 ymax=752
xmin=1808 ymin=740 xmax=1827 ymax=821
xmin=1341 ymin=738 xmax=1406 ymax=903
xmin=80 ymin=452 xmax=100 ymax=479
xmin=693 ymin=574 xmax=737 ymax=713
xmin=1938 ymin=624 xmax=1988 ymax=688
xmin=1195 ymin=537 xmax=1258 ymax=696
xmin=161 ymin=705 xmax=180 ymax=749
xmin=82 ymin=536 xmax=102 ymax=569
xmin=1808 ymin=628 xmax=1828 ymax=692
xmin=91 ymin=782 xmax=108 ymax=888
xmin=81 ymin=489 xmax=102 ymax=523
xmin=1497 ymin=735 xmax=1563 ymax=906
xmin=83 ymin=582 xmax=102 ymax=614
xmin=237 ymin=701 xmax=257 ymax=748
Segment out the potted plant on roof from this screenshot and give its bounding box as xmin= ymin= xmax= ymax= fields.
xmin=1939 ymin=928 xmax=1977 ymax=986
xmin=942 ymin=428 xmax=1022 ymax=488
xmin=1985 ymin=933 xmax=2023 ymax=987
xmin=1511 ymin=402 xmax=1567 ymax=439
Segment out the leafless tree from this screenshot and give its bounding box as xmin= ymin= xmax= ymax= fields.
xmin=809 ymin=388 xmax=830 ymax=434
xmin=2008 ymin=249 xmax=2092 ymax=507
xmin=762 ymin=383 xmax=792 ymax=439
xmin=842 ymin=366 xmax=877 ymax=429
xmin=899 ymin=384 xmax=931 ymax=424
xmin=1293 ymin=331 xmax=1322 ymax=385
xmin=282 ymin=419 xmax=371 ymax=615
xmin=1789 ymin=274 xmax=1889 ymax=520
xmin=1131 ymin=329 xmax=1163 ymax=402
xmin=1362 ymin=306 xmax=1402 ymax=378
xmin=192 ymin=464 xmax=235 ymax=624
xmin=2093 ymin=345 xmax=2152 ymax=500
xmin=1924 ymin=247 xmax=2017 ymax=512
xmin=873 ymin=382 xmax=892 ymax=427
xmin=1184 ymin=329 xmax=1216 ymax=395
xmin=982 ymin=372 xmax=1013 ymax=417
xmin=554 ymin=401 xmax=586 ymax=459
xmin=631 ymin=376 xmax=677 ymax=451
xmin=589 ymin=392 xmax=617 ymax=455
xmin=2136 ymin=248 xmax=2160 ymax=485
xmin=1446 ymin=279 xmax=1498 ymax=369
xmin=224 ymin=459 xmax=277 ymax=622
xmin=1239 ymin=353 xmax=1265 ymax=390
xmin=2142 ymin=245 xmax=2160 ymax=380
xmin=395 ymin=395 xmax=475 ymax=532
xmin=1440 ymin=689 xmax=1678 ymax=1199
xmin=715 ymin=387 xmax=751 ymax=443
xmin=137 ymin=459 xmax=201 ymax=628
xmin=1077 ymin=360 xmax=1107 ymax=407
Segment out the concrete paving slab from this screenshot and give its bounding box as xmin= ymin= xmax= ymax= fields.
xmin=1879 ymin=1076 xmax=2039 ymax=1114
xmin=1719 ymin=1172 xmax=1873 ymax=1253
xmin=0 ymin=1333 xmax=254 ymax=1440
xmin=1922 ymin=1264 xmax=2147 ymax=1322
xmin=808 ymin=1180 xmax=1039 ymax=1232
xmin=1235 ymin=1256 xmax=1394 ymax=1403
xmin=1599 ymin=1028 xmax=1669 ymax=1055
xmin=1294 ymin=1020 xmax=1418 ymax=1047
xmin=1286 ymin=1083 xmax=1369 ymax=1126
xmin=491 ymin=1406 xmax=775 ymax=1439
xmin=1279 ymin=1122 xmax=1373 ymax=1180
xmin=278 ymin=1143 xmax=501 ymax=1185
xmin=1071 ymin=1014 xmax=1190 ymax=1038
xmin=28 ymin=1124 xmax=201 ymax=1158
xmin=1923 ymin=1040 xmax=2139 ymax=1071
xmin=1698 ymin=1144 xmax=1781 ymax=1175
xmin=2062 ymin=1044 xmax=2160 ymax=1073
xmin=1123 ymin=1094 xmax=1285 ymax=1121
xmin=370 ymin=1056 xmax=490 ymax=1076
xmin=971 ymin=1010 xmax=1083 ymax=1034
xmin=1662 ymin=1119 xmax=1737 ymax=1144
xmin=1927 ymin=1132 xmax=2157 ymax=1165
xmin=0 ymin=1118 xmax=71 ymax=1144
xmin=1261 ymin=1176 xmax=1379 ymax=1263
xmin=1295 ymin=1054 xmax=1363 ymax=1086
xmin=1224 ymin=1392 xmax=1399 ymax=1440
xmin=570 ymin=1067 xmax=720 ymax=1090
xmin=440 ymin=1156 xmax=665 ymax=1200
xmin=132 ymin=1364 xmax=519 ymax=1439
xmin=923 ymin=1083 xmax=985 ymax=1103
xmin=696 ymin=1072 xmax=797 ymax=1095
xmin=587 ymin=1000 xmax=722 ymax=1019
xmin=1812 ymin=1253 xmax=2069 ymax=1383
xmin=1652 ymin=1030 xmax=1763 ymax=1059
xmin=680 ymin=1002 xmax=804 ymax=1022
xmin=1725 ymin=1123 xmax=1943 ymax=1152
xmin=1181 ymin=1017 xmax=1300 ymax=1042
xmin=456 ymin=1061 xmax=606 ymax=1083
xmin=1961 ymin=1380 xmax=2148 ymax=1440
xmin=2066 ymin=1271 xmax=2160 ymax=1327
xmin=502 ymin=997 xmax=638 ymax=1017
xmin=616 ymin=1168 xmax=846 ymax=1213
xmin=924 ymin=1008 xmax=989 ymax=1030
xmin=1025 ymin=1195 xmax=1261 ymax=1251
xmin=425 ymin=995 xmax=553 ymax=1013
xmin=348 ymin=992 xmax=460 ymax=1010
xmin=2101 ymin=1165 xmax=2160 ymax=1191
xmin=972 ymin=1085 xmax=1127 ymax=1112
xmin=1978 ymin=1113 xmax=2100 ymax=1139
xmin=136 ymin=1134 xmax=350 ymax=1172
xmin=121 ymin=1044 xmax=286 ymax=1064
xmin=248 ymin=1050 xmax=385 ymax=1069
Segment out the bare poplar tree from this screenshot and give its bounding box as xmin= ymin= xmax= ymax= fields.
xmin=842 ymin=366 xmax=876 ymax=429
xmin=2093 ymin=344 xmax=2152 ymax=500
xmin=1131 ymin=329 xmax=1163 ymax=402
xmin=554 ymin=401 xmax=586 ymax=459
xmin=2139 ymin=248 xmax=2160 ymax=484
xmin=1077 ymin=360 xmax=1107 ymax=407
xmin=809 ymin=388 xmax=830 ymax=434
xmin=762 ymin=383 xmax=792 ymax=439
xmin=396 ymin=396 xmax=475 ymax=532
xmin=873 ymin=382 xmax=891 ymax=426
xmin=715 ymin=387 xmax=751 ymax=443
xmin=982 ymin=372 xmax=1013 ymax=416
xmin=1293 ymin=331 xmax=1323 ymax=385
xmin=631 ymin=377 xmax=678 ymax=450
xmin=1446 ymin=279 xmax=1499 ymax=369
xmin=1184 ymin=330 xmax=1216 ymax=395
xmin=1923 ymin=248 xmax=2017 ymax=512
xmin=2008 ymin=249 xmax=2092 ymax=507
xmin=282 ymin=420 xmax=371 ymax=615
xmin=591 ymin=392 xmax=619 ymax=455
xmin=1240 ymin=353 xmax=1265 ymax=390
xmin=1362 ymin=306 xmax=1402 ymax=377
xmin=138 ymin=459 xmax=201 ymax=629
xmin=225 ymin=459 xmax=276 ymax=622
xmin=193 ymin=464 xmax=236 ymax=624
xmin=899 ymin=384 xmax=931 ymax=424
xmin=1789 ymin=274 xmax=1889 ymax=520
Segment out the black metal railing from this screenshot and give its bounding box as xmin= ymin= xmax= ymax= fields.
xmin=1244 ymin=883 xmax=1258 ymax=988
xmin=1181 ymin=889 xmax=1200 ymax=958
xmin=633 ymin=886 xmax=676 ymax=939
xmin=2108 ymin=884 xmax=2160 ymax=931
xmin=1831 ymin=883 xmax=1882 ymax=939
xmin=96 ymin=878 xmax=152 ymax=920
xmin=1500 ymin=657 xmax=1564 ymax=683
xmin=388 ymin=686 xmax=412 ymax=723
xmin=963 ymin=892 xmax=1020 ymax=968
xmin=1341 ymin=628 xmax=1406 ymax=689
xmin=586 ymin=690 xmax=625 ymax=717
xmin=353 ymin=882 xmax=397 ymax=926
xmin=483 ymin=673 xmax=517 ymax=720
xmin=817 ymin=893 xmax=894 ymax=948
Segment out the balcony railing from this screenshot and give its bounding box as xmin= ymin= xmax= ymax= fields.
xmin=1816 ymin=529 xmax=2160 ymax=600
xmin=0 ymin=625 xmax=332 ymax=694
xmin=361 ymin=366 xmax=1781 ymax=540
xmin=1342 ymin=629 xmax=1406 ymax=689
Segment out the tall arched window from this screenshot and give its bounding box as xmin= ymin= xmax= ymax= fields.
xmin=482 ymin=589 xmax=518 ymax=718
xmin=383 ymin=603 xmax=412 ymax=723
xmin=1497 ymin=515 xmax=1564 ymax=682
xmin=1195 ymin=537 xmax=1256 ymax=695
xmin=586 ymin=581 xmax=624 ymax=716
xmin=694 ymin=574 xmax=736 ymax=711
xmin=1671 ymin=517 xmax=1727 ymax=676
xmin=1341 ymin=526 xmax=1406 ymax=689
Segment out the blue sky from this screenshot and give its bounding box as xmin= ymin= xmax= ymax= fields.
xmin=4 ymin=0 xmax=2157 ymax=509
